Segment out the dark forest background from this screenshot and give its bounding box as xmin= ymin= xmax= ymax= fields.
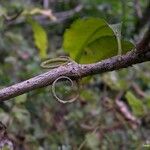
xmin=0 ymin=0 xmax=150 ymax=149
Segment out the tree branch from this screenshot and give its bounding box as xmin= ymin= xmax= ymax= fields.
xmin=0 ymin=24 xmax=150 ymax=102
xmin=134 ymin=0 xmax=142 ymax=19
xmin=0 ymin=48 xmax=150 ymax=101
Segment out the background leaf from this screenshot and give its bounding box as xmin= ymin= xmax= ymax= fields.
xmin=86 ymin=133 xmax=99 ymax=150
xmin=15 ymin=93 xmax=27 ymax=104
xmin=0 ymin=1 xmax=150 ymax=149
xmin=125 ymin=91 xmax=145 ymax=117
xmin=28 ymin=18 xmax=48 ymax=59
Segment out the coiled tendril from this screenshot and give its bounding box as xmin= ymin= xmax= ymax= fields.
xmin=41 ymin=57 xmax=79 ymax=104
xmin=109 ymin=23 xmax=122 ymax=55
xmin=52 ymin=76 xmax=79 ymax=104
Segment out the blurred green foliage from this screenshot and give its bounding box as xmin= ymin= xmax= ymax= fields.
xmin=28 ymin=18 xmax=48 ymax=59
xmin=0 ymin=0 xmax=150 ymax=149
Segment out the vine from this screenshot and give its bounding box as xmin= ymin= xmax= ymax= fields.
xmin=41 ymin=56 xmax=80 ymax=104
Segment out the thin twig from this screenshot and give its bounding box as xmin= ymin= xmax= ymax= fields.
xmin=134 ymin=0 xmax=142 ymax=19
xmin=135 ymin=1 xmax=150 ymax=33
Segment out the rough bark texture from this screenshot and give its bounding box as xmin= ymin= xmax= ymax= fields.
xmin=0 ymin=49 xmax=149 ymax=101
xmin=0 ymin=23 xmax=150 ymax=102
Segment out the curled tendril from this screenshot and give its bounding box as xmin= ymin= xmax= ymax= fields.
xmin=40 ymin=57 xmax=71 ymax=69
xmin=109 ymin=23 xmax=122 ymax=55
xmin=41 ymin=57 xmax=80 ymax=104
xmin=52 ymin=76 xmax=79 ymax=104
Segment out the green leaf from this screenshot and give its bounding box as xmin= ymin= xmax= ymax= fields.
xmin=145 ymin=96 xmax=150 ymax=110
xmin=80 ymin=89 xmax=96 ymax=101
xmin=86 ymin=133 xmax=99 ymax=150
xmin=15 ymin=93 xmax=27 ymax=104
xmin=125 ymin=91 xmax=145 ymax=117
xmin=63 ymin=18 xmax=112 ymax=61
xmin=28 ymin=18 xmax=48 ymax=59
xmin=80 ymin=36 xmax=134 ymax=64
xmin=2 ymin=145 xmax=11 ymax=150
xmin=63 ymin=18 xmax=135 ymax=64
xmin=12 ymin=107 xmax=31 ymax=129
